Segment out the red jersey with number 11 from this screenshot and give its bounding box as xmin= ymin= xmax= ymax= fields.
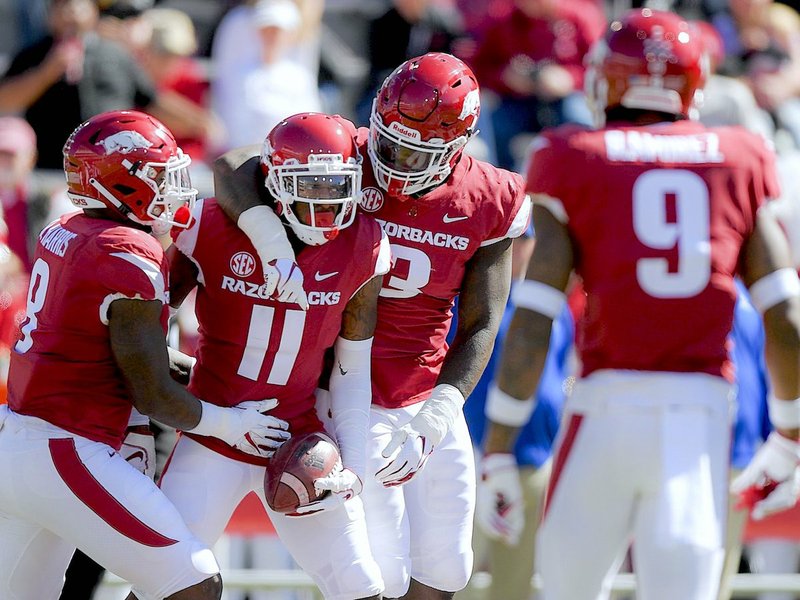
xmin=527 ymin=121 xmax=779 ymax=380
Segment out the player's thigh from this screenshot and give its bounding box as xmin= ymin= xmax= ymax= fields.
xmin=159 ymin=435 xmax=256 ymax=545
xmin=267 ymin=496 xmax=384 ymax=600
xmin=363 ymin=406 xmax=412 ymax=598
xmin=0 ymin=515 xmax=75 ymax=600
xmin=633 ymin=404 xmax=730 ymax=600
xmin=404 ymin=413 xmax=475 ymax=593
xmin=5 ymin=432 xmax=218 ymax=599
xmin=537 ymin=412 xmax=635 ymax=600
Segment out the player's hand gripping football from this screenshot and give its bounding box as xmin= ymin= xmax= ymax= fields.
xmin=195 ymin=398 xmax=291 ymax=459
xmin=476 ymin=453 xmax=525 ymax=545
xmin=288 ymin=460 xmax=364 ymax=517
xmin=731 ymin=431 xmax=800 ymax=520
xmin=263 ymin=258 xmax=309 ymax=310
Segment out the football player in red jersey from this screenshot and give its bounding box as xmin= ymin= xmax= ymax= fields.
xmin=480 ymin=9 xmax=800 ymax=600
xmin=0 ymin=110 xmax=290 ymax=600
xmin=156 ymin=113 xmax=390 ymax=600
xmin=213 ymin=54 xmax=531 ymax=599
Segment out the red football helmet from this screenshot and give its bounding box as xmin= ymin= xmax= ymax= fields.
xmin=261 ymin=113 xmax=361 ymax=246
xmin=584 ymin=9 xmax=707 ymax=125
xmin=63 ymin=110 xmax=196 ymax=229
xmin=368 ymin=52 xmax=480 ymax=198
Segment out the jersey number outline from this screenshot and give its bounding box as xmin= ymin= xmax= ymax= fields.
xmin=633 ymin=169 xmax=711 ymax=298
xmin=380 ymin=244 xmax=432 ymax=298
xmin=237 ymin=305 xmax=307 ymax=385
xmin=15 ymin=258 xmax=50 ymax=354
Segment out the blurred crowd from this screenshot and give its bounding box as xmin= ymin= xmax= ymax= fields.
xmin=4 ymin=0 xmax=800 ymax=598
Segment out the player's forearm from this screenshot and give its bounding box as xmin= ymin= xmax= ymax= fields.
xmin=495 ymin=309 xmax=552 ymax=401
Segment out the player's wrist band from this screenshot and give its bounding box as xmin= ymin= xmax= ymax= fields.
xmin=485 ymin=384 xmax=536 ymax=427
xmin=749 ymin=268 xmax=800 ymax=314
xmin=768 ymin=394 xmax=800 ymax=430
xmin=510 ymin=279 xmax=566 ymax=320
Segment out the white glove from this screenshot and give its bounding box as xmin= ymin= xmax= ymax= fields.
xmin=188 ymin=398 xmax=291 ymax=459
xmin=476 ymin=453 xmax=524 ymax=545
xmin=120 ymin=427 xmax=156 ymax=479
xmin=286 ymin=461 xmax=364 ymax=517
xmin=314 ymin=461 xmax=364 ymax=501
xmin=263 ymin=258 xmax=309 ymax=310
xmin=731 ymin=431 xmax=800 ymax=520
xmin=375 ymin=425 xmax=434 ymax=487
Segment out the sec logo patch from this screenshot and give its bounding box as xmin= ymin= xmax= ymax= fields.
xmin=230 ymin=251 xmax=256 ymax=277
xmin=360 ymin=187 xmax=384 ymax=213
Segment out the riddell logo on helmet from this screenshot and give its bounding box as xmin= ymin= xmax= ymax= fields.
xmin=389 ymin=122 xmax=421 ymax=141
xmin=360 ymin=187 xmax=384 ymax=212
xmin=96 ymin=131 xmax=153 ymax=155
xmin=230 ymin=252 xmax=256 ymax=277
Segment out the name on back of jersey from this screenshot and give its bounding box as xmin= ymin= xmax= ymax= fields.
xmin=221 ymin=275 xmax=341 ymax=306
xmin=40 ymin=223 xmax=78 ymax=257
xmin=376 ymin=218 xmax=469 ymax=250
xmin=604 ymin=131 xmax=725 ymax=164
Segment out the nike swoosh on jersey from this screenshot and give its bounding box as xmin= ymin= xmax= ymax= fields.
xmin=442 ymin=214 xmax=468 ymax=223
xmin=315 ymin=271 xmax=339 ymax=281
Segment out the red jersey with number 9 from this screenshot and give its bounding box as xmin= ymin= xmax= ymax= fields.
xmin=7 ymin=212 xmax=170 ymax=449
xmin=527 ymin=120 xmax=780 ymax=380
xmin=171 ymin=198 xmax=389 ymax=464
xmin=356 ymin=130 xmax=531 ymax=408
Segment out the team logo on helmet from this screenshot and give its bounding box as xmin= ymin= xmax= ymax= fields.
xmin=643 ymin=26 xmax=676 ymax=79
xmin=97 ymin=130 xmax=154 ymax=155
xmin=458 ymin=89 xmax=480 ymax=121
xmin=360 ymin=187 xmax=384 ymax=212
xmin=230 ymin=251 xmax=256 ymax=277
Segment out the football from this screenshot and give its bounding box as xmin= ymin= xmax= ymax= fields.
xmin=264 ymin=431 xmax=340 ymax=513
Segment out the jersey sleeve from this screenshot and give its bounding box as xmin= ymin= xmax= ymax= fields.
xmin=93 ymin=227 xmax=169 ymax=325
xmin=480 ymin=170 xmax=531 ymax=246
xmin=525 ymin=132 xmax=572 ymax=223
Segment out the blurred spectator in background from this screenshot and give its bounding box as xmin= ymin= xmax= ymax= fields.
xmin=694 ymin=19 xmax=777 ymax=141
xmin=138 ymin=7 xmax=221 ymax=164
xmin=709 ymin=0 xmax=800 ymax=151
xmin=355 ymin=0 xmax=465 ymax=124
xmin=469 ymin=0 xmax=605 ymax=170
xmin=0 ymin=0 xmax=205 ymax=170
xmin=0 ymin=240 xmax=27 ymax=407
xmin=210 ymin=0 xmax=321 ymax=150
xmin=0 ymin=116 xmax=52 ymax=272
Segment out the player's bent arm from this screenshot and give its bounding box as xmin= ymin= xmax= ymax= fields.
xmin=741 ymin=208 xmax=800 ymax=436
xmin=109 ymin=297 xmax=202 ymax=430
xmin=213 ymin=147 xmax=295 ymax=264
xmin=329 ymin=275 xmax=383 ymax=482
xmin=484 ymin=203 xmax=574 ymax=454
xmin=213 ymin=145 xmax=266 ymax=220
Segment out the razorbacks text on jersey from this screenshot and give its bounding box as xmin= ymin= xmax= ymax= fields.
xmin=355 ymin=130 xmax=531 ymax=408
xmin=528 ymin=120 xmax=780 ymax=380
xmin=171 ymin=198 xmax=389 ymax=464
xmin=7 ymin=212 xmax=170 ymax=449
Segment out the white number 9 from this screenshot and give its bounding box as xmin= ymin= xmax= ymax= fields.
xmin=633 ymin=169 xmax=711 ymax=298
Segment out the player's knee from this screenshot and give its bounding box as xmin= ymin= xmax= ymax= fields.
xmin=421 ymin=550 xmax=472 ymax=593
xmin=380 ymin=556 xmax=412 ymax=599
xmin=330 ymin=557 xmax=384 ymax=598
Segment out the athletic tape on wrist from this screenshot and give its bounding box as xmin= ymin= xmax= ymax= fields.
xmin=749 ymin=268 xmax=800 ymax=314
xmin=238 ymin=205 xmax=294 ymax=263
xmin=485 ymin=384 xmax=536 ymax=427
xmin=510 ymin=279 xmax=566 ymax=320
xmin=768 ymin=394 xmax=800 ymax=430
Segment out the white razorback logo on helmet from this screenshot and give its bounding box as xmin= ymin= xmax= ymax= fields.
xmin=97 ymin=131 xmax=153 ymax=155
xmin=458 ymin=89 xmax=480 ymax=121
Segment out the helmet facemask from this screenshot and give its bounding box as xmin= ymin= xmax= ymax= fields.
xmin=368 ymin=99 xmax=469 ymax=197
xmin=266 ymin=154 xmax=361 ymax=246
